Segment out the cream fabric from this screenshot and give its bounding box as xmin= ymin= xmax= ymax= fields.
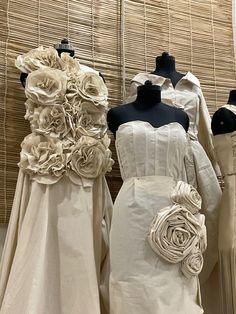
xmin=213 ymin=127 xmax=236 ymax=314
xmin=0 ymin=171 xmax=112 ymax=314
xmin=110 ymin=121 xmax=221 ymax=314
xmin=0 ymin=52 xmax=113 ymax=314
xmin=125 ymin=72 xmax=218 ymax=174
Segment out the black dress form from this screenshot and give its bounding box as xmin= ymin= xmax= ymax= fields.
xmin=151 ymin=52 xmax=185 ymax=87
xmin=211 ymin=90 xmax=236 ymax=135
xmin=107 ymin=80 xmax=189 ymax=136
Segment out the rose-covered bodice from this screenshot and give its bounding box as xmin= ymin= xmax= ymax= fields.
xmin=116 ymin=121 xmax=189 ymax=181
xmin=15 ymin=46 xmax=114 ymax=184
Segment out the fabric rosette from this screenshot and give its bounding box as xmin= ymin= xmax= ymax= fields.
xmin=148 ymin=204 xmax=205 ymax=264
xmin=15 ymin=46 xmax=63 ymax=73
xmin=18 ymin=133 xmax=67 ymax=177
xmin=70 ymin=135 xmax=114 ymax=179
xmin=181 ymin=248 xmax=204 ymax=278
xmin=171 ymin=181 xmax=202 ymax=214
xmin=60 ymin=52 xmax=81 ymax=74
xmin=74 ymin=101 xmax=107 ymax=139
xmin=77 ymin=72 xmax=108 ymax=107
xmin=35 ymin=105 xmax=70 ymax=139
xmin=25 ymin=68 xmax=67 ymax=106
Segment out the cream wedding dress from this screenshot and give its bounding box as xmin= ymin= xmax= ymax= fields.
xmin=0 ymin=47 xmax=113 ymax=314
xmin=213 ymin=104 xmax=236 ymax=314
xmin=125 ymin=72 xmax=222 ymax=313
xmin=109 ymin=121 xmax=221 ymax=314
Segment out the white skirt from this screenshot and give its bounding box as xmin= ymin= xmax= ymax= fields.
xmin=109 ymin=175 xmax=203 ymax=314
xmin=0 ymin=170 xmax=112 ymax=314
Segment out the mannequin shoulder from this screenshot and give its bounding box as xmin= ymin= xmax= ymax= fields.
xmin=174 ymin=107 xmax=189 ymax=132
xmin=107 ymin=104 xmax=133 ymax=135
xmin=212 ymin=107 xmax=236 ymax=135
xmin=107 ymin=104 xmax=130 ymax=122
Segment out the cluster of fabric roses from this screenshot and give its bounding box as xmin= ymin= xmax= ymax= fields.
xmin=148 ymin=181 xmax=207 ymax=278
xmin=15 ymin=46 xmax=114 ymax=183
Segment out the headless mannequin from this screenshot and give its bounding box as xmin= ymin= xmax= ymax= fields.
xmin=107 ymin=80 xmax=189 ymax=136
xmin=151 ymin=52 xmax=185 ymax=87
xmin=211 ymin=90 xmax=236 ymax=135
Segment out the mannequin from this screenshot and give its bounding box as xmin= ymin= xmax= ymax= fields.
xmin=20 ymin=39 xmax=75 ymax=87
xmin=54 ymin=38 xmax=75 ymax=57
xmin=20 ymin=39 xmax=105 ymax=86
xmin=1 ymin=42 xmax=113 ymax=314
xmin=151 ymin=52 xmax=185 ymax=87
xmin=107 ymin=80 xmax=189 ymax=135
xmin=211 ymin=90 xmax=236 ymax=135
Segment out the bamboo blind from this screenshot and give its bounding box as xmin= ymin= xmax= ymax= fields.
xmin=0 ymin=0 xmax=235 ymax=222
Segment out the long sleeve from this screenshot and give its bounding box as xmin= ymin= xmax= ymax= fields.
xmin=197 ymin=89 xmax=221 ymax=176
xmin=190 ymin=139 xmax=221 ymax=282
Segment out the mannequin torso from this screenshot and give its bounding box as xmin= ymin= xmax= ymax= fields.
xmin=107 ymin=81 xmax=189 ymax=135
xmin=211 ymin=90 xmax=236 ymax=135
xmin=150 ymin=52 xmax=185 ymax=87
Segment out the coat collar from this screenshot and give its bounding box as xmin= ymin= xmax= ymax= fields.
xmin=131 ymin=71 xmax=201 ymax=88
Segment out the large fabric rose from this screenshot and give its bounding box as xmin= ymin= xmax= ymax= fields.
xmin=60 ymin=52 xmax=80 ymax=74
xmin=15 ymin=46 xmax=63 ymax=73
xmin=181 ymin=249 xmax=204 ymax=278
xmin=25 ymin=68 xmax=67 ymax=106
xmin=74 ymin=101 xmax=107 ymax=139
xmin=70 ymin=135 xmax=113 ymax=178
xmin=78 ymin=72 xmax=108 ymax=107
xmin=76 ymin=113 xmax=107 ymax=139
xmin=171 ymin=181 xmax=202 ymax=214
xmin=18 ymin=133 xmax=67 ymax=177
xmin=36 ymin=105 xmax=70 ymax=138
xmin=148 ymin=204 xmax=205 ymax=263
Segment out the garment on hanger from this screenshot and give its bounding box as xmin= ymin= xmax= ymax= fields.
xmin=212 ymin=104 xmax=236 ymax=314
xmin=109 ymin=120 xmax=221 ymax=314
xmin=0 ymin=46 xmax=113 ymax=314
xmin=125 ymin=72 xmax=218 ymax=174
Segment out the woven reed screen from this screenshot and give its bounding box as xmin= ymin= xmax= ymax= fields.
xmin=0 ymin=0 xmax=235 ymax=223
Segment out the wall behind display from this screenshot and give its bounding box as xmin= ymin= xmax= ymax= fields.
xmin=0 ymin=0 xmax=235 ymax=223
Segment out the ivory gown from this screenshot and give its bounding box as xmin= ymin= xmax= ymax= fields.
xmin=109 ymin=121 xmax=221 ymax=314
xmin=0 ymin=48 xmax=113 ymax=314
xmin=124 ymin=72 xmax=222 ymax=313
xmin=213 ymin=104 xmax=236 ymax=314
